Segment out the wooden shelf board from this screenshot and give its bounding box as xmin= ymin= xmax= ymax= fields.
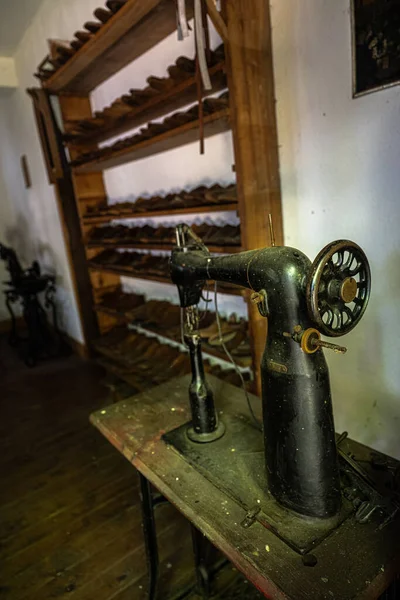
xmin=94 ymin=304 xmax=130 ymax=319
xmin=97 ymin=357 xmax=252 ymax=399
xmin=73 ymin=109 xmax=230 ymax=173
xmin=75 ymin=193 xmax=107 ymax=201
xmin=83 ymin=202 xmax=238 ymax=224
xmin=93 ymin=307 xmax=251 ymax=368
xmin=92 ymin=337 xmax=187 ymax=380
xmin=196 ymin=345 xmax=251 ymax=368
xmin=92 ymin=341 xmax=133 ymax=370
xmin=95 ymin=357 xmax=144 ymax=389
xmin=88 ymin=263 xmax=245 ymax=296
xmin=86 ymin=241 xmax=241 ymax=254
xmin=71 ymin=63 xmax=226 ymax=145
xmin=44 ymin=0 xmax=193 ymax=93
xmin=88 ymin=263 xmax=178 ymax=285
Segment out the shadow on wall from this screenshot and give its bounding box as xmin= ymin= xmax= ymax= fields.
xmin=4 ymin=214 xmax=33 ymax=267
xmin=2 ymin=212 xmax=71 ymax=330
xmin=5 ymin=213 xmax=61 ymax=279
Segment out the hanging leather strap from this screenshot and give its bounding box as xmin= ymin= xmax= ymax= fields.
xmin=176 ymin=0 xmax=189 ymax=40
xmin=194 ymin=0 xmax=212 ymax=90
xmin=195 ymin=53 xmax=205 ymax=155
xmin=201 ymin=0 xmax=211 ymax=63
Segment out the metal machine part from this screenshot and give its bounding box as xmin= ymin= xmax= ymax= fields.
xmin=176 ymin=227 xmax=225 ymax=443
xmin=184 ymin=326 xmax=225 ymax=442
xmin=164 ymin=411 xmax=354 ymax=555
xmin=169 ymin=225 xmax=371 ymax=520
xmin=305 ymin=239 xmax=371 ymax=337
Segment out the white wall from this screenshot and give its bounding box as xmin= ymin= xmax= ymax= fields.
xmin=1 ymin=0 xmax=399 ymax=456
xmin=271 ymin=0 xmax=400 ymax=456
xmin=0 ymin=57 xmax=18 ymax=89
xmin=0 ymin=87 xmax=83 ymax=340
xmin=0 ymin=0 xmax=105 ymax=341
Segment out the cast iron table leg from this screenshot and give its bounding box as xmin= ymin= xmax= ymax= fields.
xmin=191 ymin=525 xmax=211 ymax=599
xmin=138 ymin=473 xmax=213 ymax=600
xmin=139 ymin=472 xmax=160 ymax=600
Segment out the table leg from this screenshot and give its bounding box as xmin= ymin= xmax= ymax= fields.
xmin=191 ymin=524 xmax=211 ymax=599
xmin=139 ymin=472 xmax=160 ymax=600
xmin=5 ymin=292 xmax=18 ymax=347
xmin=138 ymin=475 xmax=215 ymax=600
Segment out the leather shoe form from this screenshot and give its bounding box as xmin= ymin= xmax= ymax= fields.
xmin=106 ymin=0 xmax=128 ymax=12
xmin=84 ymin=21 xmax=102 ymax=33
xmin=94 ymin=7 xmax=113 ymax=23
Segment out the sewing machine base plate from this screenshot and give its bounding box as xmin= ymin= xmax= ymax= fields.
xmin=164 ymin=411 xmax=355 ymax=555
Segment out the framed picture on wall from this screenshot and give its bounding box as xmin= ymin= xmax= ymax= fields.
xmin=351 ymin=0 xmax=400 ymax=96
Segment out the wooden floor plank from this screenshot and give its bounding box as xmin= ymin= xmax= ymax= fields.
xmin=3 ymin=500 xmax=135 ymax=599
xmin=58 ymin=513 xmax=191 ymax=600
xmin=1 ymin=473 xmax=135 ymax=566
xmin=0 ymin=337 xmax=260 ymax=600
xmin=0 ymin=452 xmax=134 ymax=543
xmin=2 ymin=483 xmax=134 ymax=579
xmin=0 ymin=441 xmax=118 ymax=510
xmin=0 ymin=430 xmax=114 ymax=507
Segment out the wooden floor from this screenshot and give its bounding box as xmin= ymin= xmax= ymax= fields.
xmin=0 ymin=338 xmax=263 ymax=600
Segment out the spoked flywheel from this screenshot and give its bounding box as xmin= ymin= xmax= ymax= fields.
xmin=306 ymin=240 xmax=371 ymax=337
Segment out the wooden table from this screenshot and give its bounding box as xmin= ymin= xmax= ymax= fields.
xmin=90 ymin=375 xmax=400 ymax=600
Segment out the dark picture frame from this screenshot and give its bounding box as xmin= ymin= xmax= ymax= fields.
xmin=351 ymin=0 xmax=400 ymax=97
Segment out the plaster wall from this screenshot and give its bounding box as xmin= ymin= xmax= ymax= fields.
xmin=271 ymin=0 xmax=400 ymax=455
xmin=0 ymin=57 xmax=18 ymax=88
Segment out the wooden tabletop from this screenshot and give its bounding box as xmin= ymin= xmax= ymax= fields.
xmin=90 ymin=375 xmax=400 ymax=600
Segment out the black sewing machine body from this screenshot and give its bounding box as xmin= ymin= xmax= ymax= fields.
xmin=163 ymin=227 xmax=400 ymax=555
xmin=171 ymin=243 xmax=341 ymax=519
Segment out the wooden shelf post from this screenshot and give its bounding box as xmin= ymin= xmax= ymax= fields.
xmin=28 ymin=88 xmax=99 ymax=352
xmin=58 ymin=94 xmax=113 ymax=339
xmin=222 ymin=0 xmax=284 ymax=395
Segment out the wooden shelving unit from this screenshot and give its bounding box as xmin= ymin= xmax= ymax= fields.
xmin=30 ymin=0 xmax=284 ymax=395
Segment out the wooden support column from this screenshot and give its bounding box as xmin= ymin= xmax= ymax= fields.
xmin=222 ymin=0 xmax=283 ymax=395
xmin=28 ymin=89 xmax=99 ymax=353
xmin=58 ymin=94 xmax=119 ymax=337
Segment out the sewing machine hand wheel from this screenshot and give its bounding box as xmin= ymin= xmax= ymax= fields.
xmin=306 ymin=240 xmax=371 ymax=337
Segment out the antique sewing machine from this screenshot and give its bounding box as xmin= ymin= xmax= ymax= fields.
xmin=89 ymin=223 xmax=400 ymax=599
xmin=164 ymin=223 xmax=400 ymax=558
